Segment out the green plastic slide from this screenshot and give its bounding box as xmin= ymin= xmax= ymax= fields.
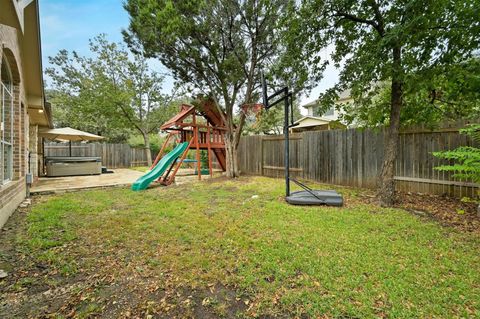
xmin=131 ymin=142 xmax=189 ymax=191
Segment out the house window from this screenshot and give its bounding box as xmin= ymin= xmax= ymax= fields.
xmin=1 ymin=57 xmax=14 ymax=183
xmin=323 ymin=107 xmax=334 ymax=116
xmin=313 ymin=107 xmax=334 ymax=117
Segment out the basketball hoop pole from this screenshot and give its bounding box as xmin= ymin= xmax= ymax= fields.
xmin=284 ymin=87 xmax=290 ymax=196
xmin=261 ymin=73 xmax=298 ymax=197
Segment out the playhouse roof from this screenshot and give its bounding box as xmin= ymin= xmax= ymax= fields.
xmin=160 ymin=104 xmax=196 ymax=130
xmin=160 ymin=101 xmax=228 ymax=131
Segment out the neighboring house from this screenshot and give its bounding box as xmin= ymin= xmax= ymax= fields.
xmin=0 ymin=0 xmax=53 ymax=227
xmin=303 ymin=99 xmax=338 ymax=120
xmin=291 ymin=116 xmax=346 ymax=133
xmin=303 ymin=89 xmax=352 ymax=121
xmin=299 ymin=90 xmax=351 ymax=131
xmin=334 ymin=89 xmax=353 ymax=107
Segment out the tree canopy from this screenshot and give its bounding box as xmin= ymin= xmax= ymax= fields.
xmin=243 ymin=100 xmax=303 ymax=135
xmin=46 ymin=35 xmax=177 ymax=164
xmin=336 ymin=58 xmax=480 ymax=128
xmin=123 ymin=0 xmax=298 ymax=176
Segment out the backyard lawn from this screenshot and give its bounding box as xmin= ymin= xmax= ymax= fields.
xmin=1 ymin=176 xmax=479 ymax=318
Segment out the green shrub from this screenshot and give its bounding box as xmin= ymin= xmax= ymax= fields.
xmin=433 ymin=124 xmax=480 ymax=183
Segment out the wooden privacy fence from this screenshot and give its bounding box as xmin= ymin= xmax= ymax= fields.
xmin=44 ymin=142 xmax=150 ymax=168
xmin=238 ymin=122 xmax=479 ymax=198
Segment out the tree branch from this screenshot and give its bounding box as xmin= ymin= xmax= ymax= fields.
xmin=334 ymin=11 xmax=384 ymax=36
xmin=366 ymin=0 xmax=385 ymax=35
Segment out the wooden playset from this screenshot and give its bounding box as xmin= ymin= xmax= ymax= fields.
xmin=150 ymin=99 xmax=227 ymax=185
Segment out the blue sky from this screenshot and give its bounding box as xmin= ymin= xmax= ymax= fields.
xmin=39 ymin=0 xmax=338 ymax=106
xmin=40 ymin=0 xmax=174 ymax=92
xmin=40 ymin=0 xmax=128 ymax=63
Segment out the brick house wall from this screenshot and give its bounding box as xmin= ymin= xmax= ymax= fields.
xmin=0 ymin=23 xmax=31 ymax=227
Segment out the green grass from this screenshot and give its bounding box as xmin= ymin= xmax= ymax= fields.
xmin=18 ymin=177 xmax=480 ymax=317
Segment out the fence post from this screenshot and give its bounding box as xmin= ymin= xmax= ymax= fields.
xmin=260 ymin=137 xmax=264 ymax=176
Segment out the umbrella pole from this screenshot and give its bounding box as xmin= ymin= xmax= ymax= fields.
xmin=42 ymin=138 xmax=45 ymax=176
xmin=69 ymin=141 xmax=72 ymax=157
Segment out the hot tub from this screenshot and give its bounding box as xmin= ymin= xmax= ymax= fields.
xmin=45 ymin=156 xmax=102 ymax=177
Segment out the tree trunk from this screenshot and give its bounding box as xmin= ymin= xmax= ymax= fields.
xmin=142 ymin=131 xmax=152 ymax=167
xmin=224 ymin=131 xmax=240 ymax=178
xmin=208 ymin=96 xmax=241 ymax=178
xmin=378 ymin=45 xmax=403 ymax=207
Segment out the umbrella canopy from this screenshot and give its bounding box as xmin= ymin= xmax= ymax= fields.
xmin=38 ymin=127 xmax=104 ymax=142
xmin=39 ymin=127 xmax=104 ymax=157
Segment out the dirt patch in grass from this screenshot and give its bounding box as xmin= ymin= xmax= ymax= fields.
xmin=0 ymin=201 xmax=88 ymax=318
xmin=395 ymin=192 xmax=480 ymax=233
xmin=351 ymin=187 xmax=480 ymax=233
xmin=0 ymin=200 xmax=248 ymax=318
xmin=203 ymin=175 xmax=232 ymax=184
xmin=204 ymin=175 xmax=253 ymax=186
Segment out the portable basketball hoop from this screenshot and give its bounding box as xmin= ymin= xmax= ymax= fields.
xmin=261 ymin=73 xmax=343 ymax=206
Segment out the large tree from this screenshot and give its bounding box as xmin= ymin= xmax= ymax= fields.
xmin=123 ymin=0 xmax=294 ymax=177
xmin=289 ymin=0 xmax=480 ymax=206
xmin=337 ymin=58 xmax=480 ymax=128
xmin=46 ymin=35 xmax=176 ymax=165
xmin=46 ymin=88 xmax=131 ymax=142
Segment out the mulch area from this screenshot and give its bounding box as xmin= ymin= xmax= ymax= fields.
xmin=356 ymin=190 xmax=480 ymax=233
xmin=394 ymin=192 xmax=480 ymax=233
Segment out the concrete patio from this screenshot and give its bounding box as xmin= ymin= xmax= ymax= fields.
xmin=30 ymin=169 xmax=144 ymax=194
xmin=30 ymin=168 xmax=224 ymax=194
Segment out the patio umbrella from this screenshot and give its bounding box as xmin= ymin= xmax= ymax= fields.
xmin=38 ymin=127 xmax=104 ymax=156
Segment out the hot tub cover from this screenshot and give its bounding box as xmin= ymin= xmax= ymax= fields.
xmin=45 ymin=156 xmax=101 ymax=163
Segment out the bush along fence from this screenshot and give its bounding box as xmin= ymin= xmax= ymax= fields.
xmin=237 ymin=120 xmax=479 ymax=198
xmin=44 ymin=142 xmax=150 ymax=168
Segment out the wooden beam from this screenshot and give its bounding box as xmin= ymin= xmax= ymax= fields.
xmin=163 ymin=137 xmax=194 ymax=185
xmin=193 ymin=113 xmax=201 ymax=180
xmin=44 ymin=145 xmax=88 ymax=149
xmin=261 ymin=136 xmax=303 ymax=141
xmin=207 ymin=122 xmax=213 ymax=177
xmin=263 ymin=165 xmax=303 ymax=172
xmin=152 ymin=131 xmax=173 ymax=170
xmin=399 ymin=128 xmax=460 ymax=134
xmin=175 ymin=122 xmax=227 ymax=131
xmin=394 ymin=176 xmax=479 ymax=188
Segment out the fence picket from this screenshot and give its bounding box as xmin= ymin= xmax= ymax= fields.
xmin=238 ymin=121 xmax=479 ymax=198
xmin=44 ymin=142 xmax=149 ymax=168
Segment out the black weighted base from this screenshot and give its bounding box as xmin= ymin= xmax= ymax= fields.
xmin=286 ymin=190 xmax=343 ymax=206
